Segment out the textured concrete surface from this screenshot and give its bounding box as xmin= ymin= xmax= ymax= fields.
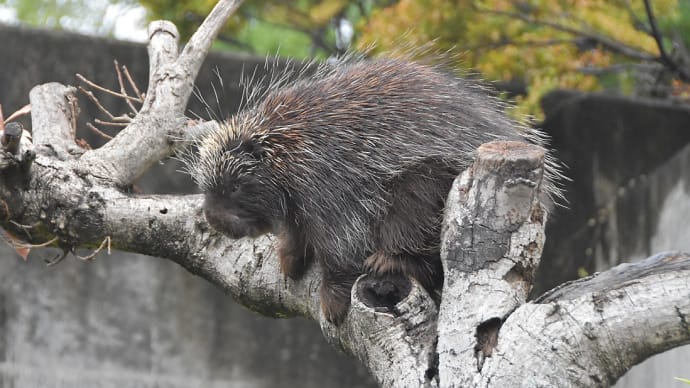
xmin=0 ymin=246 xmax=375 ymax=388
xmin=613 ymin=143 xmax=690 ymax=388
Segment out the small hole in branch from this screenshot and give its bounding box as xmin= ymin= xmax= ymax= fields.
xmin=475 ymin=317 xmax=502 ymax=371
xmin=356 ymin=273 xmax=412 ymax=314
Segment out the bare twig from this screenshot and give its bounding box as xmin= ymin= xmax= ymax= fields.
xmin=76 ymin=74 xmax=143 ymax=103
xmin=644 ymin=0 xmax=669 ymax=60
xmin=5 ymin=223 xmax=39 ymax=253
xmin=462 ymin=38 xmax=577 ymax=52
xmin=577 ymin=62 xmax=661 ymax=75
xmin=624 ymin=0 xmax=651 ymax=33
xmin=94 ymin=119 xmax=129 ymax=127
xmin=77 ymin=64 xmax=146 ymax=148
xmin=643 ymin=0 xmax=690 ymax=82
xmin=114 ymin=60 xmax=140 ymax=114
xmin=76 ymin=236 xmax=111 ymax=261
xmin=45 ymin=250 xmax=69 ymax=266
xmin=122 ymin=64 xmax=144 ymax=100
xmin=5 ymin=104 xmax=31 ymax=123
xmin=86 ymin=122 xmax=114 ymax=140
xmin=9 ymin=220 xmax=37 ymax=237
xmin=15 ymin=236 xmax=58 ymax=249
xmin=77 ymin=86 xmax=132 ymax=123
xmin=215 ymin=33 xmax=256 ymax=52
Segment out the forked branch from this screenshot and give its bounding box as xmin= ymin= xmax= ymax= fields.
xmin=76 ymin=0 xmax=245 ymax=185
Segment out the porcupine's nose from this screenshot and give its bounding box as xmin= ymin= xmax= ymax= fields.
xmin=203 ymin=194 xmax=245 ymax=238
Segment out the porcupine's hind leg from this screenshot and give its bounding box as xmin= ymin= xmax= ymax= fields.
xmin=319 ymin=260 xmax=362 ymax=325
xmin=365 ymin=250 xmax=442 ymax=295
xmin=365 ymin=159 xmax=458 ymax=295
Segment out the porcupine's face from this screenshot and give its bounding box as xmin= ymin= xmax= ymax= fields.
xmin=195 ymin=129 xmax=285 ymax=239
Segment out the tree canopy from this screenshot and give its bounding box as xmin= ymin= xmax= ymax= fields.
xmin=140 ymin=0 xmax=690 ymax=117
xmin=4 ymin=0 xmax=689 ymax=116
xmin=358 ymin=0 xmax=689 ymax=116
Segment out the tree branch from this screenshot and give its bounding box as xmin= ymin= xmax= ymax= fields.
xmin=75 ymin=21 xmax=184 ymax=184
xmin=178 ymin=0 xmax=245 ymax=87
xmin=5 ymin=86 xmax=552 ymax=384
xmin=461 ymin=38 xmax=577 ymax=52
xmin=29 ymin=83 xmax=81 ymax=160
xmin=4 ymin=81 xmax=690 ymax=386
xmin=643 ymin=0 xmax=690 ymax=82
xmin=484 ymin=251 xmax=690 ymax=386
xmin=77 ymin=0 xmax=245 ymax=186
xmin=344 ymin=278 xmax=439 ymax=387
xmin=438 ymin=141 xmax=547 ymax=384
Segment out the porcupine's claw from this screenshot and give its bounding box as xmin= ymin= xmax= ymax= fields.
xmin=319 ymin=277 xmax=355 ymax=325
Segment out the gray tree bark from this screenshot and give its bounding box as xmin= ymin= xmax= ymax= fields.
xmin=1 ymin=1 xmax=689 ymax=387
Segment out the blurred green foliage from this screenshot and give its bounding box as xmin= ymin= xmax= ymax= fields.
xmin=3 ymin=0 xmax=690 ymax=116
xmin=136 ymin=0 xmax=690 ymax=117
xmin=357 ymin=0 xmax=688 ymax=117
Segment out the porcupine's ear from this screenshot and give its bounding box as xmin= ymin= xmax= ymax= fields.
xmin=238 ymin=137 xmax=267 ymax=161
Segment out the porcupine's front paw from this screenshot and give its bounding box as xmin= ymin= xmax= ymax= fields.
xmin=319 ymin=280 xmax=352 ymax=325
xmin=278 ymin=250 xmax=309 ymax=280
xmin=276 ymin=232 xmax=312 ymax=280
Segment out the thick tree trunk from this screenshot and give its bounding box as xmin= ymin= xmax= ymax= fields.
xmin=1 ymin=1 xmax=689 ymax=386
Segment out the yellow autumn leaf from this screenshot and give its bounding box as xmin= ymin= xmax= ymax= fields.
xmin=309 ymin=0 xmax=349 ymax=26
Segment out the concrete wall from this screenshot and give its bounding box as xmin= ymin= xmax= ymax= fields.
xmin=613 ymin=142 xmax=690 ymax=387
xmin=538 ymin=90 xmax=690 ymax=293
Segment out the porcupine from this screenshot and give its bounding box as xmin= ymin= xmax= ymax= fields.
xmin=189 ymin=56 xmax=561 ymax=325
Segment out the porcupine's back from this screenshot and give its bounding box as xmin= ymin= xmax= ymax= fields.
xmin=238 ymin=57 xmax=541 ymax=267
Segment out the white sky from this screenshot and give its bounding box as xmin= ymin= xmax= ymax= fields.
xmin=0 ymin=2 xmax=148 ymax=42
xmin=108 ymin=3 xmax=147 ymax=42
xmin=0 ymin=6 xmax=17 ymax=24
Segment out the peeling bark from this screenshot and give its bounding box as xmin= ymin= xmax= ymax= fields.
xmin=1 ymin=1 xmax=689 ymax=387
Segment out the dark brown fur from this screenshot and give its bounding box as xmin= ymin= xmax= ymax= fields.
xmin=191 ymin=57 xmax=559 ymax=324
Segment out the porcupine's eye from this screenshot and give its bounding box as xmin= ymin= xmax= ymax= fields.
xmin=222 ymin=183 xmax=239 ymax=196
xmin=237 ymin=138 xmax=265 ymax=161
